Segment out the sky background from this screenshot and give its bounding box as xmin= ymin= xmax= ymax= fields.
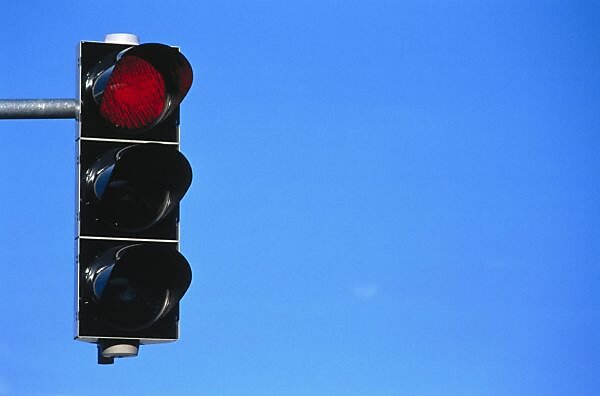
xmin=0 ymin=1 xmax=599 ymax=395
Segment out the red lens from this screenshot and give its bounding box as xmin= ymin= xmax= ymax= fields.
xmin=99 ymin=55 xmax=166 ymax=130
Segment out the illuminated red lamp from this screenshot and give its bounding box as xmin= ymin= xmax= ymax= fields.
xmin=91 ymin=43 xmax=192 ymax=131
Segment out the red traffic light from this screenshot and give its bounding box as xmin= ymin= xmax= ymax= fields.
xmin=99 ymin=56 xmax=165 ymax=129
xmin=88 ymin=43 xmax=193 ymax=131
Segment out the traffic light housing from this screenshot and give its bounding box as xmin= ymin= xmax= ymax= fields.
xmin=75 ymin=40 xmax=193 ymax=364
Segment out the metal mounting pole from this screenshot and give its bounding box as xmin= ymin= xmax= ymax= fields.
xmin=0 ymin=99 xmax=79 ymax=119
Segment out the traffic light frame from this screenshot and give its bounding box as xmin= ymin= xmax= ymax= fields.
xmin=75 ymin=40 xmax=193 ymax=364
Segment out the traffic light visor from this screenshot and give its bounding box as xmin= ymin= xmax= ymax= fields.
xmin=88 ymin=244 xmax=192 ymax=331
xmin=86 ymin=143 xmax=192 ymax=232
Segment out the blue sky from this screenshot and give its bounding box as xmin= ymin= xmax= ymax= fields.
xmin=1 ymin=1 xmax=599 ymax=395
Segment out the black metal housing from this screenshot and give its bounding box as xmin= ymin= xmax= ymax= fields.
xmin=76 ymin=40 xmax=194 ymax=354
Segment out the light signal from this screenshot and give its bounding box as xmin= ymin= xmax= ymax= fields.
xmin=75 ymin=39 xmax=193 ymax=364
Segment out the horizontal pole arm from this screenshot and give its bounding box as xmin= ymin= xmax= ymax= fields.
xmin=0 ymin=99 xmax=79 ymax=119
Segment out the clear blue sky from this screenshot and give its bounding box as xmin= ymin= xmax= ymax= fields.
xmin=1 ymin=1 xmax=599 ymax=395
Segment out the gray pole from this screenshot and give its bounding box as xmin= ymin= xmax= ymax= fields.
xmin=0 ymin=99 xmax=79 ymax=119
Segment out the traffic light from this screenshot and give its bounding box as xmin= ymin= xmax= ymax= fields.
xmin=75 ymin=39 xmax=193 ymax=364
